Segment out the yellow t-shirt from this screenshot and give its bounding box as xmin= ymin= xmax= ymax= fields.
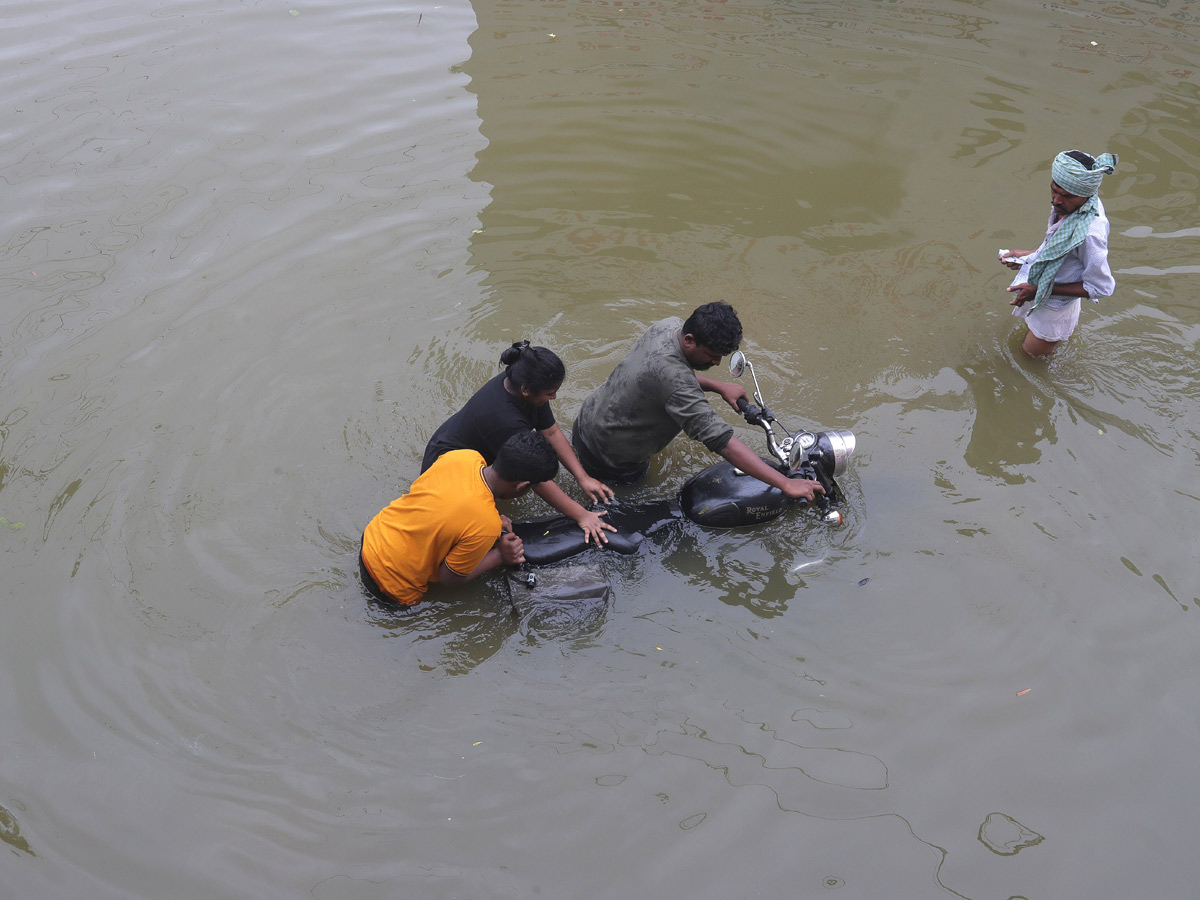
xmin=361 ymin=450 xmax=501 ymax=604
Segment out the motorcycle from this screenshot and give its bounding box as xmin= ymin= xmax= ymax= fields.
xmin=504 ymin=351 xmax=858 ymax=633
xmin=679 ymin=349 xmax=856 ymax=529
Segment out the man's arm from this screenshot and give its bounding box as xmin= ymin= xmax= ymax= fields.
xmin=1079 ymin=230 xmax=1114 ymax=299
xmin=666 ymin=382 xmax=817 ymax=501
xmin=1007 ymin=281 xmax=1087 ymax=306
xmin=718 ymin=436 xmax=824 ymax=502
xmin=1000 ymin=249 xmax=1036 ymax=271
xmin=697 ymin=374 xmax=747 ymax=412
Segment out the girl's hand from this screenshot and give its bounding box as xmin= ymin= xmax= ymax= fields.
xmin=578 ymin=475 xmax=615 ymax=505
xmin=575 ymin=510 xmax=616 ymax=546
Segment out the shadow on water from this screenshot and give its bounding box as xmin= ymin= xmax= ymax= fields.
xmin=959 ymin=315 xmax=1163 ymax=487
xmin=958 ymin=334 xmax=1058 ymax=484
xmin=360 ymin=580 xmax=517 ymax=676
xmin=662 ymin=491 xmax=866 ymax=618
xmin=357 ymin=560 xmax=617 ymax=669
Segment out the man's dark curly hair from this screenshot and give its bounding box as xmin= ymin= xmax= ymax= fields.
xmin=682 ymin=301 xmax=742 ymax=355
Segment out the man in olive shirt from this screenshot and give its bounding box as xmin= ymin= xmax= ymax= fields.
xmin=572 ymin=301 xmax=822 ymax=502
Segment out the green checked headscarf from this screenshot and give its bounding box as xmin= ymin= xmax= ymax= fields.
xmin=1026 ymin=150 xmax=1118 ymax=310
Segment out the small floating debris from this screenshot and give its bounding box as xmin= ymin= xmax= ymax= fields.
xmin=978 ymin=812 xmax=1044 ymax=855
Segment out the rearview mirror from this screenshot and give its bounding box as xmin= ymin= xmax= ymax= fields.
xmin=728 ymin=351 xmax=746 ymax=378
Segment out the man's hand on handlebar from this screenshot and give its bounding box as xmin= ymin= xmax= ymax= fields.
xmin=779 ymin=477 xmax=824 ymax=502
xmin=712 ymin=381 xmax=748 ymax=412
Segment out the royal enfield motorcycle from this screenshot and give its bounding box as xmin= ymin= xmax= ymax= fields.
xmin=504 ymin=351 xmax=859 ymax=632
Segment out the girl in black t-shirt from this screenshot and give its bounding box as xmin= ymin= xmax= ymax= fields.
xmin=421 ymin=342 xmax=616 ymax=546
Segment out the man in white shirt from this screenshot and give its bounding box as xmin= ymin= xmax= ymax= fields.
xmin=1000 ymin=149 xmax=1119 ymax=357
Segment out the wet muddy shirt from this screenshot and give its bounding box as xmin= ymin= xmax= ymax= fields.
xmin=574 ymin=317 xmax=734 ymax=468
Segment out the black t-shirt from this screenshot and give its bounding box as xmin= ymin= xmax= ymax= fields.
xmin=421 ymin=373 xmax=556 ymax=472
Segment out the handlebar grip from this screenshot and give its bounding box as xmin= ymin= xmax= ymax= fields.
xmin=738 ymin=399 xmax=763 ymax=425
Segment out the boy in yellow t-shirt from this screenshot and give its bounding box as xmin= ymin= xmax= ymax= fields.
xmin=360 ymin=431 xmax=559 ymax=605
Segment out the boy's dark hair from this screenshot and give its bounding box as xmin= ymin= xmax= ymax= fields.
xmin=682 ymin=301 xmax=742 ymax=355
xmin=499 ymin=341 xmax=566 ymax=393
xmin=493 ymin=430 xmax=559 ymax=484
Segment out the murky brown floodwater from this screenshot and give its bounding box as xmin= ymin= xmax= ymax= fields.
xmin=3 ymin=0 xmax=1198 ymax=897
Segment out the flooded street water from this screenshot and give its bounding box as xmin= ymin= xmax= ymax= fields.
xmin=3 ymin=0 xmax=1199 ymax=897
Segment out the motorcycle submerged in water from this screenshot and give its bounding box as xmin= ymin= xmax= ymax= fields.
xmin=503 ymin=351 xmax=859 ymax=634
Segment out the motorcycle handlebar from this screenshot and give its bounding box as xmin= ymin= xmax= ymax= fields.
xmin=737 ymin=397 xmax=767 ymax=426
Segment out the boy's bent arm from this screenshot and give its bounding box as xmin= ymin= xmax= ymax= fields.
xmin=436 ymin=533 xmax=525 ymax=585
xmin=438 ymin=548 xmax=502 ymax=586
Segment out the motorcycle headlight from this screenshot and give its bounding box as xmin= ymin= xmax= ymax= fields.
xmin=789 ymin=430 xmax=856 ymax=479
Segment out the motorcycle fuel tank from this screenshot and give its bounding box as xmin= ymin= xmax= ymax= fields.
xmin=679 ymin=458 xmax=791 ymax=528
